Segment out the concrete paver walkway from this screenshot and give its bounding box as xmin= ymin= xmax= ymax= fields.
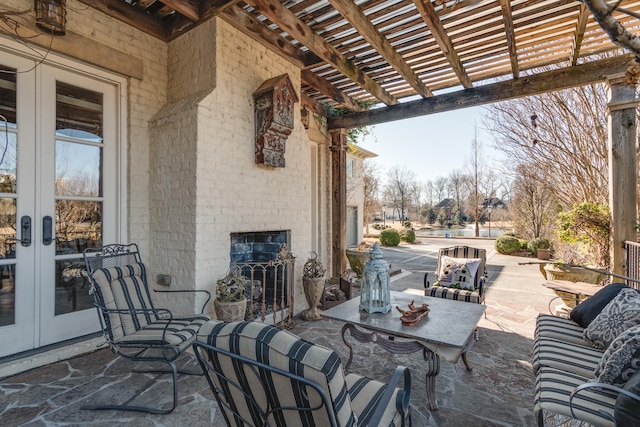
xmin=0 ymin=237 xmax=556 ymax=426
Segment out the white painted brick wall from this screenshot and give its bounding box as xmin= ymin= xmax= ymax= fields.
xmin=3 ymin=1 xmax=167 ymax=262
xmin=195 ymin=20 xmax=313 ymax=317
xmin=3 ymin=2 xmax=324 ymax=320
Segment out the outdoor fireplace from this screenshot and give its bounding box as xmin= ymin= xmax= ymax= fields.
xmin=230 ymin=231 xmax=295 ymax=326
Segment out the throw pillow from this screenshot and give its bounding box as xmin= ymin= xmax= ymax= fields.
xmin=594 ymin=325 xmax=640 ymax=385
xmin=614 ymin=369 xmax=640 ymax=426
xmin=437 ymin=256 xmax=480 ymax=290
xmin=570 ymin=283 xmax=629 ymax=328
xmin=584 ymin=288 xmax=640 ymax=350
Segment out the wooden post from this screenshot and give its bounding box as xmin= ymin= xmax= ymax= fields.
xmin=330 ymin=129 xmax=348 ymax=279
xmin=607 ymin=74 xmax=638 ymax=276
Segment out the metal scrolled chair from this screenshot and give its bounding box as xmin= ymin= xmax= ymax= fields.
xmin=193 ymin=320 xmax=412 ymax=427
xmin=83 ymin=243 xmax=211 ymax=414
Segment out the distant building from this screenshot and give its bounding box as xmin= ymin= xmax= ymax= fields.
xmin=346 ymin=146 xmax=377 ymax=247
xmin=434 ymin=198 xmax=457 ymax=218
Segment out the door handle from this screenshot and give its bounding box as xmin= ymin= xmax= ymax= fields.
xmin=43 ymin=215 xmax=53 ymax=246
xmin=11 ymin=215 xmax=31 ymax=247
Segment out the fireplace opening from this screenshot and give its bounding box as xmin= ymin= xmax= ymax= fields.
xmin=230 ymin=231 xmax=294 ymax=326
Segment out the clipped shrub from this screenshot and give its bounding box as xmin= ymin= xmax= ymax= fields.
xmin=528 ymin=238 xmax=552 ymax=254
xmin=379 ymin=229 xmax=401 ymax=246
xmin=495 ymin=235 xmax=522 ymax=255
xmin=400 ymin=228 xmax=416 ymax=243
xmin=519 ymin=239 xmax=528 ymax=250
xmin=403 ymin=220 xmax=412 ymax=228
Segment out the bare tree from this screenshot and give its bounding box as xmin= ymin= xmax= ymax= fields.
xmin=384 ymin=166 xmax=417 ymax=221
xmin=434 ymin=177 xmax=448 ymax=204
xmin=363 ymin=160 xmax=381 ymax=234
xmin=485 ymin=84 xmax=609 ymax=208
xmin=448 ymin=169 xmax=465 ymax=213
xmin=466 ymin=131 xmax=486 ymax=237
xmin=423 ymin=180 xmax=436 ymax=207
xmin=512 ymin=165 xmax=558 ymax=239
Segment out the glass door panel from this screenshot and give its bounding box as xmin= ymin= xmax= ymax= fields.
xmin=0 ymin=54 xmax=37 ymax=357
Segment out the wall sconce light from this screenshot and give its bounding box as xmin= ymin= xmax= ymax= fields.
xmin=35 ymin=0 xmax=66 ymax=36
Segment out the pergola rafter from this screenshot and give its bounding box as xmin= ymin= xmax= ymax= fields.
xmin=65 ymin=0 xmax=640 ymax=122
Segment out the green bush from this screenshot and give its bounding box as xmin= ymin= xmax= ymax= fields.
xmin=528 ymin=237 xmax=552 ymax=253
xmin=519 ymin=239 xmax=528 ymax=250
xmin=403 ymin=220 xmax=412 ymax=228
xmin=379 ymin=229 xmax=401 ymax=246
xmin=503 ymin=231 xmax=516 ymax=237
xmin=400 ymin=228 xmax=416 ymax=243
xmin=495 ymin=235 xmax=522 ymax=255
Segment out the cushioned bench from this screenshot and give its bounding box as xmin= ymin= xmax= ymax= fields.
xmin=532 ymin=285 xmax=640 ymax=427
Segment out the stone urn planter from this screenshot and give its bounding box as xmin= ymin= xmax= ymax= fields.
xmin=214 ymin=298 xmax=247 ymax=322
xmin=300 ymin=252 xmax=325 ymax=321
xmin=542 ymin=263 xmax=605 ymax=284
xmin=214 ymin=269 xmax=247 ymax=322
xmin=345 ymin=246 xmax=371 ymax=278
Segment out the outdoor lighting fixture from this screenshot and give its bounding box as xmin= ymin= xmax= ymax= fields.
xmin=382 ymin=204 xmax=386 ymax=227
xmin=359 ymin=243 xmax=391 ymax=314
xmin=35 ymin=0 xmax=66 ymax=36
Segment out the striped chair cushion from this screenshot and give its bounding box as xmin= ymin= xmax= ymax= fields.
xmin=532 ymin=336 xmax=603 ymax=377
xmin=424 ymin=286 xmax=481 ymax=304
xmin=197 ymin=320 xmax=357 ymax=427
xmin=534 ymin=367 xmax=616 ymax=427
xmin=535 ymin=314 xmax=590 ymax=347
xmin=90 ymin=263 xmax=156 ymax=341
xmin=117 ymin=317 xmax=209 ymax=351
xmin=346 ymin=373 xmax=402 ymax=427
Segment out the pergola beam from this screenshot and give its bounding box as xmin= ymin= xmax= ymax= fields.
xmin=77 ymin=0 xmax=166 ymax=39
xmin=301 ymin=70 xmax=367 ymax=112
xmin=499 ymin=0 xmax=519 ymax=79
xmin=569 ymin=4 xmax=589 ymax=66
xmin=329 ymin=53 xmax=636 ymax=129
xmin=243 ymin=0 xmax=399 ymax=106
xmin=329 ymin=0 xmax=433 ymax=98
xmin=413 ymin=0 xmax=472 ymax=89
xmin=219 ymin=5 xmax=310 ymax=68
xmin=161 ymin=0 xmax=199 ymax=21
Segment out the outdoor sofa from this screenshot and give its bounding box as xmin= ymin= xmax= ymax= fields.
xmin=532 ymin=283 xmax=640 ymax=426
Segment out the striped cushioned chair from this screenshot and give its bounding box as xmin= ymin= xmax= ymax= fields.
xmin=83 ymin=243 xmax=211 ymax=414
xmin=424 ymin=246 xmax=488 ymax=304
xmin=194 ymin=320 xmax=412 ymax=427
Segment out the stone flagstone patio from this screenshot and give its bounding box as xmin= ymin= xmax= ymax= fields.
xmin=0 ymin=238 xmax=555 ymax=426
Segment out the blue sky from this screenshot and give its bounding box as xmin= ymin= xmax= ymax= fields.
xmin=357 ymin=105 xmax=504 ymax=185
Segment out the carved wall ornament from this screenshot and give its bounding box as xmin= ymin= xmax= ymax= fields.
xmin=253 ymin=74 xmax=299 ymax=167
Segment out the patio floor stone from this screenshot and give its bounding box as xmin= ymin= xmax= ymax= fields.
xmin=0 ymin=238 xmax=555 ymax=426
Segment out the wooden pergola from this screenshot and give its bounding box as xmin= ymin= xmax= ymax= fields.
xmin=74 ymin=0 xmax=640 ymax=276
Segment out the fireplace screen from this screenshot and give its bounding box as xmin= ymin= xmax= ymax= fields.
xmin=230 ymin=231 xmax=295 ymax=327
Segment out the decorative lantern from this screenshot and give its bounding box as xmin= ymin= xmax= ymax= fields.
xmin=359 ymin=243 xmax=391 ymax=314
xmin=35 ymin=0 xmax=66 ymax=36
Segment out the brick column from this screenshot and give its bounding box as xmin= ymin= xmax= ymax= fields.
xmin=607 ymin=74 xmax=639 ymax=276
xmin=330 ymin=129 xmax=348 ymax=278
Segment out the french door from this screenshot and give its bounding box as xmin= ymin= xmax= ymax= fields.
xmin=0 ymin=49 xmax=121 ymax=357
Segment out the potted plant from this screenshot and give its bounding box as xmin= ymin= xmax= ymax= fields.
xmin=527 ymin=237 xmax=552 ymax=260
xmin=214 ymin=268 xmax=248 ymax=322
xmin=301 ymin=252 xmax=326 ymax=321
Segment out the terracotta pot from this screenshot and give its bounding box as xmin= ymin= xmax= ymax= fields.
xmin=301 ymin=276 xmax=325 ymax=321
xmin=537 ymin=249 xmax=550 ymax=260
xmin=214 ymin=298 xmax=247 ymax=322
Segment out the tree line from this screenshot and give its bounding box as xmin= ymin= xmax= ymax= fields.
xmin=361 ymin=65 xmax=626 ymax=268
